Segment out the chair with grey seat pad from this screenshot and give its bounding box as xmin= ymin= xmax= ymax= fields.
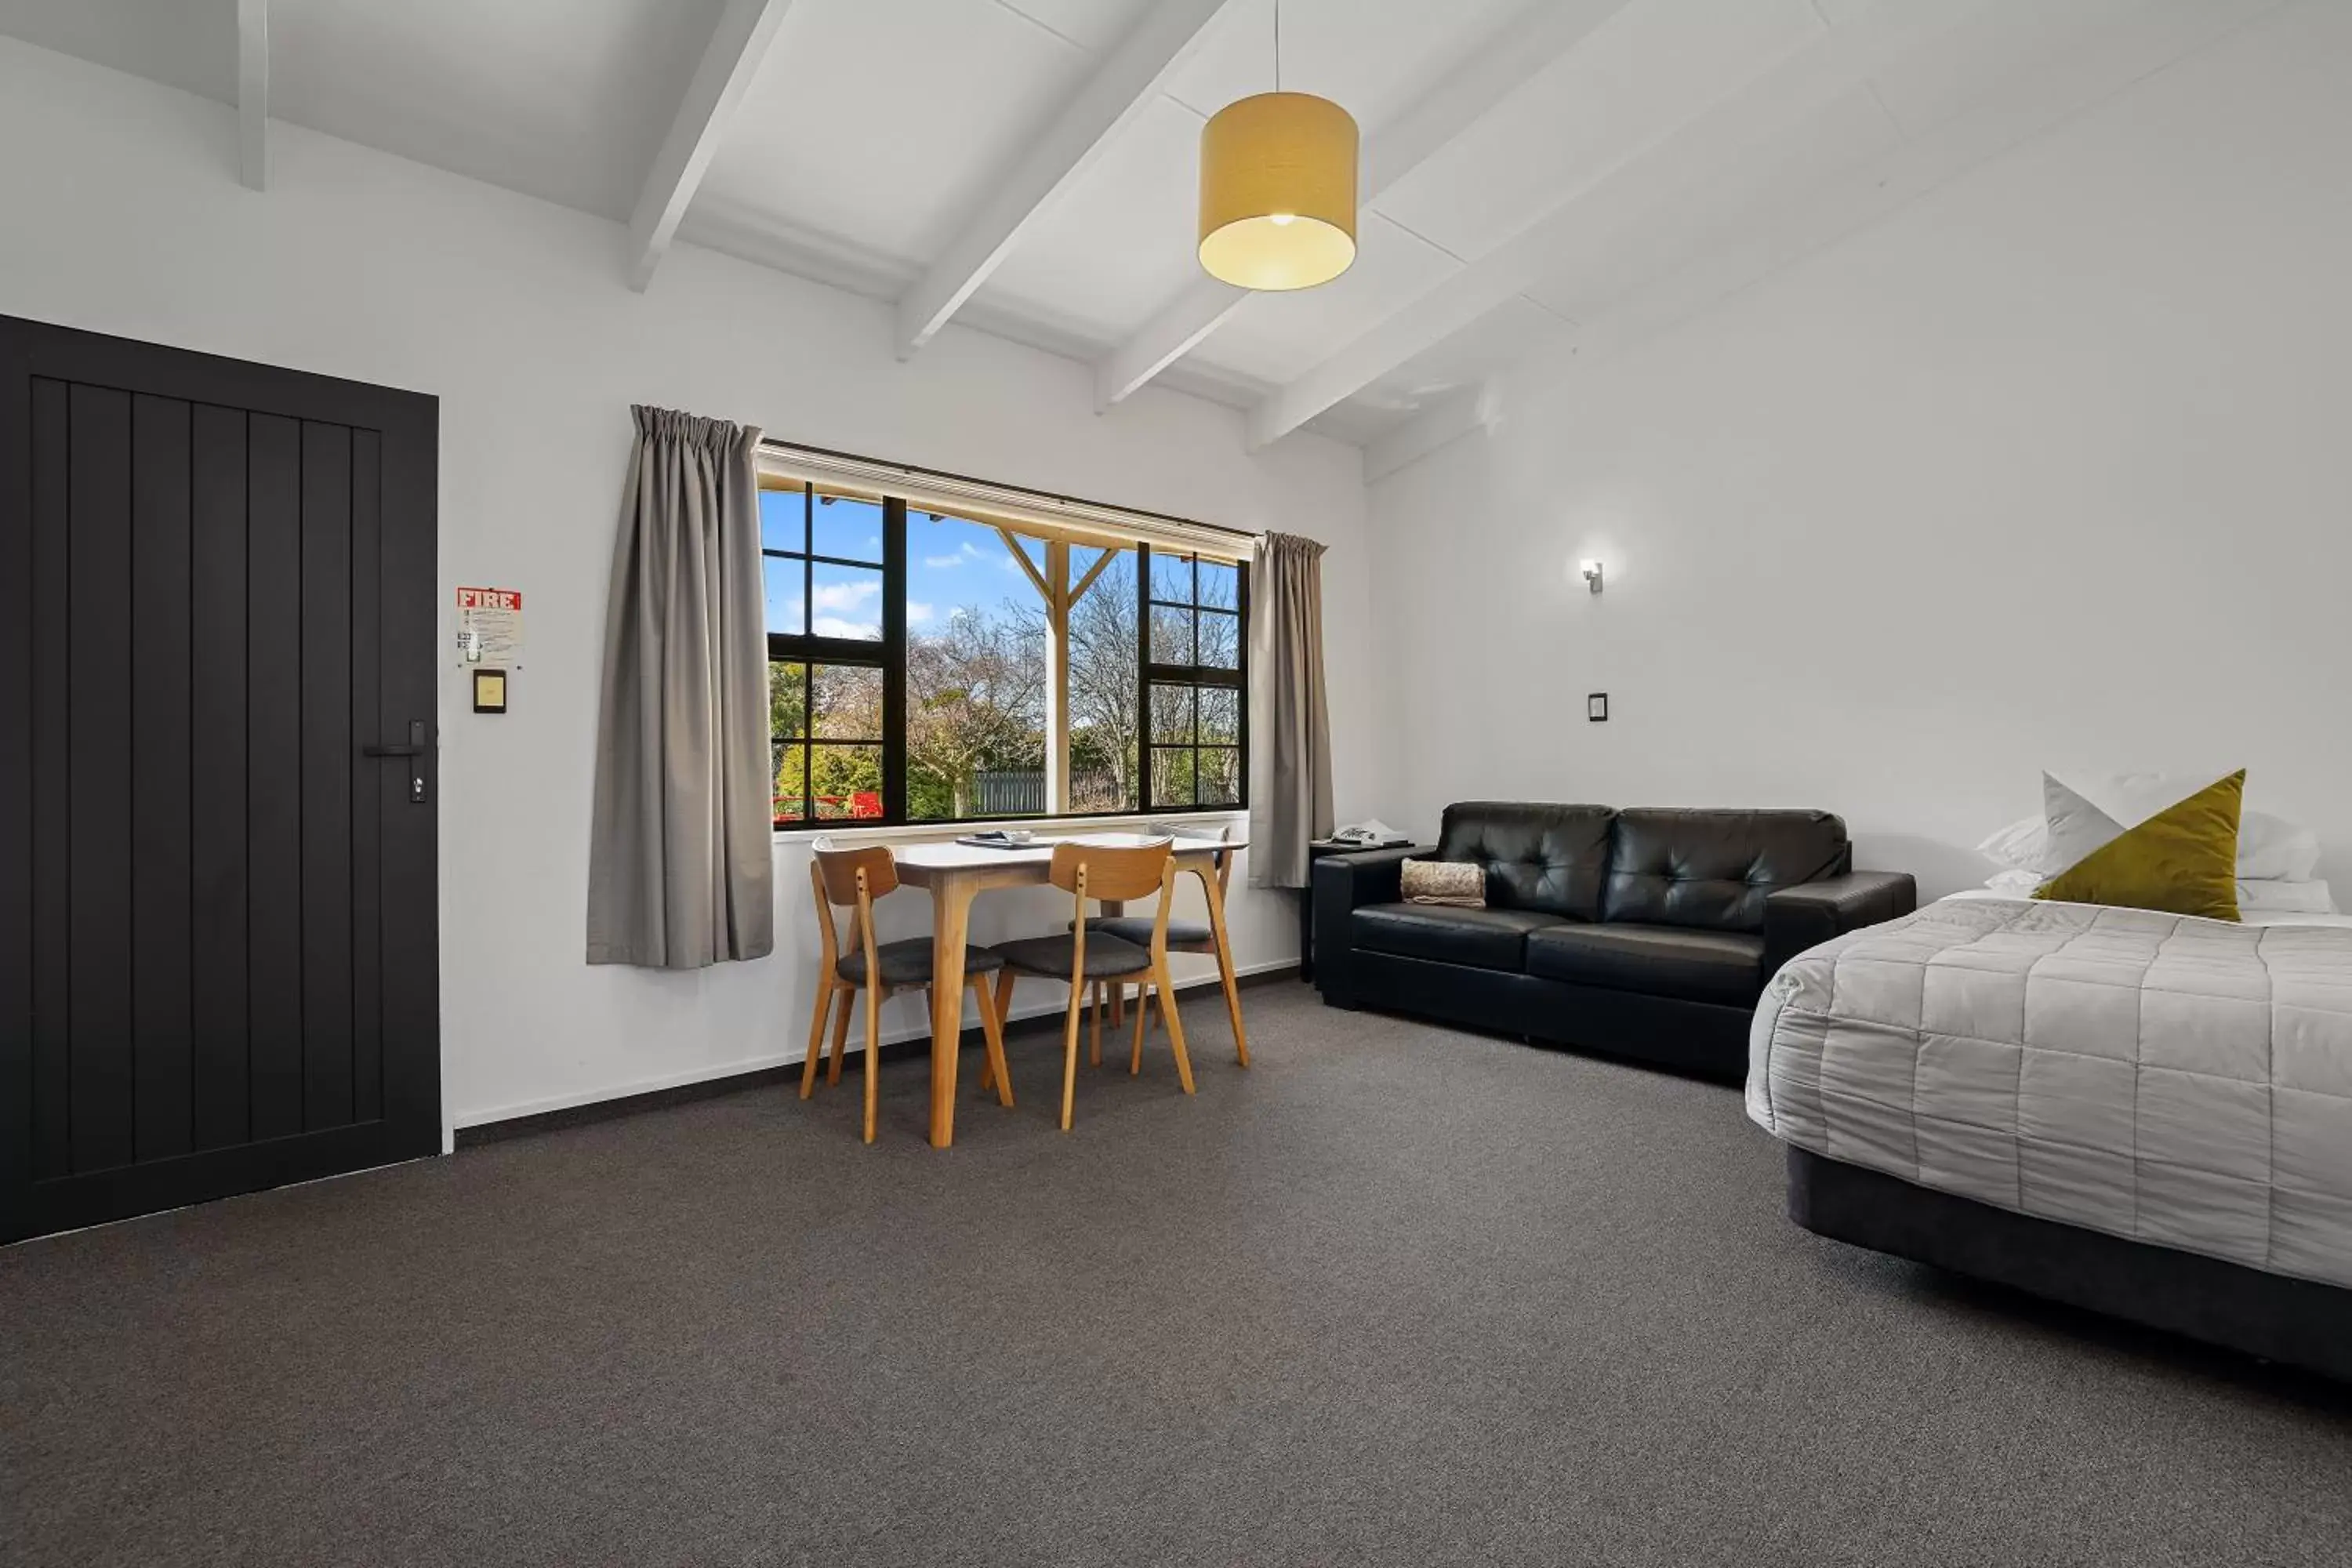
xmin=996 ymin=837 xmax=1194 ymax=1131
xmin=1071 ymin=822 xmax=1250 ymax=1069
xmin=803 ymin=840 xmax=1014 ymax=1142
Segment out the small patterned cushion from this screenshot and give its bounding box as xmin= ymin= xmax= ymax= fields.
xmin=1401 ymin=858 xmax=1485 ymax=908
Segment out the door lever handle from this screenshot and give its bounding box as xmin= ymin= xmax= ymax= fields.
xmin=364 ymin=719 xmax=429 ymax=759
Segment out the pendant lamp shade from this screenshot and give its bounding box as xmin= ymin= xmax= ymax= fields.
xmin=1198 ymin=91 xmax=1358 ymax=291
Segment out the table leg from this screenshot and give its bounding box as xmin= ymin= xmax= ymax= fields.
xmin=929 ymin=876 xmax=974 ymax=1149
xmin=1197 ymin=865 xmax=1250 ymax=1068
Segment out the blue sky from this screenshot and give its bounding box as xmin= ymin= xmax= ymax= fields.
xmin=760 ymin=490 xmax=1111 ymax=641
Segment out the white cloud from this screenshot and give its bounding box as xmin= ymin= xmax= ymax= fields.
xmin=907 ymin=601 xmax=934 ymax=625
xmin=811 ymin=579 xmax=880 ymax=613
xmin=812 ymin=616 xmax=880 ymax=639
xmin=924 ymin=541 xmax=996 ymax=570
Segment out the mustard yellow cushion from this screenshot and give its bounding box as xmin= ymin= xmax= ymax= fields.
xmin=2034 ymin=769 xmax=2244 ymax=921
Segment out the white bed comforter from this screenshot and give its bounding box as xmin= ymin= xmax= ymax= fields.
xmin=1748 ymin=895 xmax=2352 ymax=1287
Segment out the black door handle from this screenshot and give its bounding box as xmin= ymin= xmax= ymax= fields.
xmin=363 ymin=719 xmax=428 ymax=759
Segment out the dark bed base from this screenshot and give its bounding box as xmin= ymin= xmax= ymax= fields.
xmin=1785 ymin=1146 xmax=2352 ymax=1381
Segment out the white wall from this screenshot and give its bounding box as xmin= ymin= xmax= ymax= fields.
xmin=1364 ymin=3 xmax=2352 ymax=902
xmin=0 ymin=38 xmax=1378 ymax=1131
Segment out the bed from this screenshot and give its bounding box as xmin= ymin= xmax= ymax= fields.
xmin=1748 ymin=893 xmax=2352 ymax=1377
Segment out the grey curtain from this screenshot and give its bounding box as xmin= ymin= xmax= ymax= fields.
xmin=585 ymin=408 xmax=775 ymax=967
xmin=1248 ymin=532 xmax=1335 ymax=889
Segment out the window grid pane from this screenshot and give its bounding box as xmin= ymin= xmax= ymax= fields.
xmin=811 ymin=493 xmax=885 ymax=564
xmin=769 ymin=659 xmax=809 ymax=741
xmin=772 ymin=741 xmax=808 ymax=826
xmin=1197 ymin=746 xmax=1240 ymax=806
xmin=1150 ymin=604 xmax=1195 ymax=666
xmin=1150 ymin=746 xmax=1197 ymax=808
xmin=1149 ymin=682 xmax=1195 ymax=746
xmin=1149 ymin=550 xmax=1194 ymax=605
xmin=811 ymin=662 xmax=884 ymax=740
xmin=810 ymin=561 xmax=885 ymax=641
xmin=811 ymin=743 xmax=885 ymax=820
xmin=1196 ymin=609 xmax=1240 ymax=670
xmin=1196 ymin=559 xmax=1238 ymax=611
xmin=759 ymin=485 xmax=808 ymax=554
xmin=1198 ymin=686 xmax=1239 ymax=744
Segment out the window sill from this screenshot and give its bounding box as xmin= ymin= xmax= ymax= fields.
xmin=771 ymin=808 xmax=1246 ymax=848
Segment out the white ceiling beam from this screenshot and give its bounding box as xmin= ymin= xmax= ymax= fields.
xmin=1094 ymin=0 xmax=1641 ymax=412
xmin=895 ymin=0 xmax=1236 ymax=361
xmin=1094 ymin=277 xmax=1252 ymax=412
xmin=1244 ymin=0 xmax=2017 ymax=450
xmin=626 ymin=0 xmax=795 ymax=292
xmin=237 ymin=0 xmax=267 ymax=191
xmin=1363 ymin=383 xmax=1496 ymax=485
xmin=1361 ymin=0 xmax=2285 ymax=484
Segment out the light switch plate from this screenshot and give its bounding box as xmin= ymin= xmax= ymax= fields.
xmin=1588 ymin=692 xmax=1607 ymax=722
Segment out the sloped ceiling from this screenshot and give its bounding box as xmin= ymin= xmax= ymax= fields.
xmin=0 ymin=0 xmax=2277 ymax=456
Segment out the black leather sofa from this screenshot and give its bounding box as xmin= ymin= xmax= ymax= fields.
xmin=1313 ymin=802 xmax=1916 ymax=1078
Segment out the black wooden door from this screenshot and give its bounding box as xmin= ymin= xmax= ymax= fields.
xmin=0 ymin=316 xmax=441 ymax=1243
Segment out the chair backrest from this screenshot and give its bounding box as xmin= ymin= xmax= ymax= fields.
xmin=1146 ymin=819 xmax=1233 ymax=893
xmin=811 ymin=842 xmax=898 ymax=904
xmin=1049 ymin=837 xmax=1174 ymax=903
xmin=808 ymin=840 xmax=895 ymax=983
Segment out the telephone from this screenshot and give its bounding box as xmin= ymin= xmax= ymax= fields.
xmin=1330 ymin=819 xmax=1409 ymax=848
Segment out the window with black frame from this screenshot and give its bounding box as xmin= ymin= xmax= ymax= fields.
xmin=763 ymin=481 xmax=898 ymax=825
xmin=762 ymin=472 xmax=1246 ymax=829
xmin=1142 ymin=546 xmax=1245 ymax=810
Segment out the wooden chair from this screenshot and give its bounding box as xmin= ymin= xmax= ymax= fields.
xmin=1090 ymin=822 xmax=1248 ymax=1069
xmin=993 ymin=837 xmax=1192 ymax=1131
xmin=800 ymin=842 xmax=1014 ymax=1143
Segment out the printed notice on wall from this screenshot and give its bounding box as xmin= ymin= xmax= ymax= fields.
xmin=456 ymin=586 xmax=524 ymax=667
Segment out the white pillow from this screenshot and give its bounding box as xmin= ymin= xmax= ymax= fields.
xmin=2239 ymin=878 xmax=2340 ymax=915
xmin=1980 ymin=869 xmax=2337 ymax=913
xmin=2041 ymin=773 xmax=2125 ymax=873
xmin=1976 ymin=817 xmax=2053 ymax=871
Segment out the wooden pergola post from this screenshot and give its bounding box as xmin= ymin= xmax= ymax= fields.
xmin=1044 ymin=539 xmax=1071 ymax=815
xmin=996 ymin=528 xmax=1118 ymax=818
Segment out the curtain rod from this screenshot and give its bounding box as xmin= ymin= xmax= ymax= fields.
xmin=756 ymin=437 xmax=1259 ymax=543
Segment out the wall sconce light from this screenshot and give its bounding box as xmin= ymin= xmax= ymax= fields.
xmin=1579 ymin=559 xmax=1604 ymax=595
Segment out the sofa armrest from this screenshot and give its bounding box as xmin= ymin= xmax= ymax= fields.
xmin=1312 ymin=847 xmax=1431 ymax=1001
xmin=1763 ymin=870 xmax=1918 ymax=976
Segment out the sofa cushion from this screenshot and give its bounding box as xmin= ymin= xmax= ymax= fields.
xmin=1435 ymin=802 xmax=1616 ymax=920
xmin=1524 ymin=923 xmax=1766 ymax=1004
xmin=1352 ymin=904 xmax=1563 ymax=973
xmin=1603 ymin=808 xmax=1849 ymax=933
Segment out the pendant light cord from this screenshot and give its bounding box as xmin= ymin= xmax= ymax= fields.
xmin=1274 ymin=0 xmax=1281 ymax=93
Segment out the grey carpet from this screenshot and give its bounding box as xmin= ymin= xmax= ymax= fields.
xmin=5 ymin=985 xmax=2349 ymax=1568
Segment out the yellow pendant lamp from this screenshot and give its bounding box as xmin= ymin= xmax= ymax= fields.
xmin=1198 ymin=5 xmax=1357 ymax=291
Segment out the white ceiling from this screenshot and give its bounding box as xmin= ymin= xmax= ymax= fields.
xmin=0 ymin=0 xmax=2260 ymax=450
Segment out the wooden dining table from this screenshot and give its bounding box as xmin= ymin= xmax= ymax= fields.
xmin=891 ymin=831 xmax=1247 ymax=1148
